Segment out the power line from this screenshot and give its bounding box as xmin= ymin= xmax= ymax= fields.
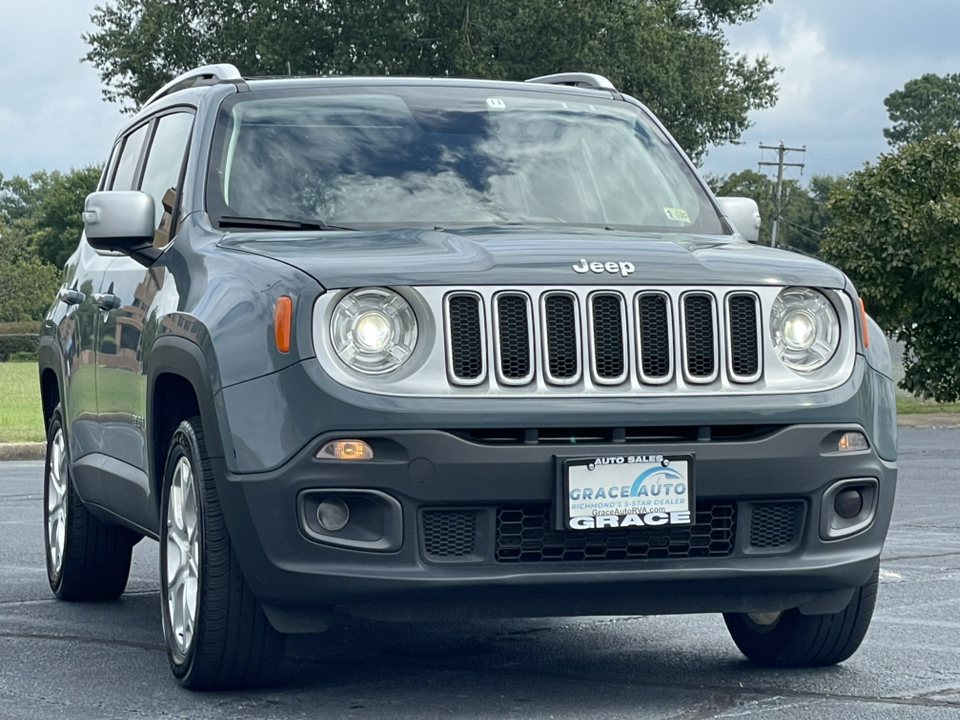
xmin=759 ymin=142 xmax=806 ymax=249
xmin=780 ymin=216 xmax=823 ymax=238
xmin=781 ymin=243 xmax=819 ymax=258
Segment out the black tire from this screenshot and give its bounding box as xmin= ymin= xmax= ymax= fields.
xmin=43 ymin=404 xmax=137 ymax=601
xmin=159 ymin=416 xmax=285 ymax=690
xmin=723 ymin=565 xmax=879 ymax=667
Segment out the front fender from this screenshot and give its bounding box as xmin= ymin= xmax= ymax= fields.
xmin=147 ymin=335 xmax=226 ymax=460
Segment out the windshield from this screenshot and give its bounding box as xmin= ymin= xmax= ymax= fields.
xmin=207 ymin=85 xmax=725 ymax=234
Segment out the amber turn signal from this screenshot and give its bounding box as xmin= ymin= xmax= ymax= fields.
xmin=838 ymin=432 xmax=869 ymax=453
xmin=317 ymin=440 xmax=374 ymax=461
xmin=274 ymin=296 xmax=293 ymax=353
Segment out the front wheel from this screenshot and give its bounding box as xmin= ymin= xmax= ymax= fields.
xmin=723 ymin=566 xmax=879 ymax=666
xmin=160 ymin=417 xmax=285 ymax=690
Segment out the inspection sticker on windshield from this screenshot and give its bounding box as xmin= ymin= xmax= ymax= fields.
xmin=663 ymin=207 xmax=691 ymax=223
xmin=564 ymin=455 xmax=693 ymax=530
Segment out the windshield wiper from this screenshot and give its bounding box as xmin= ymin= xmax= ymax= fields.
xmin=217 ymin=215 xmax=354 ymax=232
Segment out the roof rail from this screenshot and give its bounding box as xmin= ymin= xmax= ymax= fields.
xmin=144 ymin=64 xmax=243 ymax=107
xmin=524 ymin=72 xmax=617 ymax=92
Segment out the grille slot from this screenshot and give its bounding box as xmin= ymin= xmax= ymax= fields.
xmin=637 ymin=292 xmax=672 ymax=383
xmin=422 ymin=510 xmax=477 ymax=558
xmin=494 ymin=293 xmax=534 ymax=384
xmin=682 ymin=294 xmax=718 ymax=383
xmin=445 ymin=293 xmax=485 ymax=384
xmin=727 ymin=294 xmax=761 ymax=381
xmin=542 ymin=293 xmax=581 ymax=384
xmin=589 ymin=293 xmax=627 ymax=384
xmin=495 ymin=502 xmax=736 ymax=562
xmin=749 ymin=502 xmax=803 ymax=549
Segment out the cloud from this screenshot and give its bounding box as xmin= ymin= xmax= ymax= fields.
xmin=703 ymin=0 xmax=960 ymax=179
xmin=0 ymin=0 xmax=125 ymax=178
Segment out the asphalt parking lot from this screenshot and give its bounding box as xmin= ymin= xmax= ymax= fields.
xmin=2 ymin=426 xmax=959 ymax=719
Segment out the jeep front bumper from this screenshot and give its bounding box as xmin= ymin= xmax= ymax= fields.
xmin=211 ymin=422 xmax=896 ymax=633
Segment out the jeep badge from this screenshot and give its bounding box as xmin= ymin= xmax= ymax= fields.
xmin=572 ymin=259 xmax=635 ymax=277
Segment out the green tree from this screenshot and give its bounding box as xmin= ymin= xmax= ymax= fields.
xmin=0 ymin=166 xmax=101 ymax=269
xmin=708 ymin=169 xmax=842 ymax=255
xmin=883 ymin=72 xmax=960 ymax=148
xmin=820 ymin=130 xmax=960 ymax=401
xmin=83 ymin=0 xmax=778 ymax=161
xmin=0 ymin=226 xmax=61 ymax=322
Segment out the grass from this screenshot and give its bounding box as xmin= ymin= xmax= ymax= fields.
xmin=0 ymin=361 xmax=45 ymax=443
xmin=896 ymin=395 xmax=960 ymax=415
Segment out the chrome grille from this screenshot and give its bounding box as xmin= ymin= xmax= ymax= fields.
xmin=637 ymin=292 xmax=672 ymax=383
xmin=317 ymin=285 xmax=858 ymax=398
xmin=493 ymin=293 xmax=534 ymax=384
xmin=446 ymin=293 xmax=485 ymax=383
xmin=682 ymin=293 xmax=718 ymax=383
xmin=542 ymin=293 xmax=581 ymax=384
xmin=589 ymin=293 xmax=628 ymax=384
xmin=727 ymin=293 xmax=761 ymax=382
xmin=442 ymin=287 xmax=764 ymax=391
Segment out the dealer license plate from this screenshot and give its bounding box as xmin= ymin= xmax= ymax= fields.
xmin=563 ymin=454 xmax=694 ymax=531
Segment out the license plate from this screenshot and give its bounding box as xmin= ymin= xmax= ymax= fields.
xmin=562 ymin=454 xmax=694 ymax=531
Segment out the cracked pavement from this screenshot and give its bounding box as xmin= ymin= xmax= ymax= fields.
xmin=1 ymin=426 xmax=959 ymax=719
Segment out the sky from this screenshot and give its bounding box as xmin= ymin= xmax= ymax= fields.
xmin=2 ymin=0 xmax=960 ymax=184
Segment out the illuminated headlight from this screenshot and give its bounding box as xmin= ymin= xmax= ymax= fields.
xmin=770 ymin=288 xmax=839 ymax=373
xmin=330 ymin=288 xmax=418 ymax=374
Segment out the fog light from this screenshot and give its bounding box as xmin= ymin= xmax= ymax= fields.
xmin=834 ymin=488 xmax=863 ymax=519
xmin=837 ymin=432 xmax=869 ymax=453
xmin=317 ymin=498 xmax=350 ymax=531
xmin=317 ymin=440 xmax=374 ymax=460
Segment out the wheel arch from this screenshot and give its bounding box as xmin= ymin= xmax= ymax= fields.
xmin=148 ymin=336 xmax=226 ymax=515
xmin=38 ymin=338 xmax=65 ymax=433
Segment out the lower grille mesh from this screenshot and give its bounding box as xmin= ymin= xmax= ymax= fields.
xmin=749 ymin=502 xmax=803 ymax=549
xmin=423 ymin=510 xmax=477 ymax=558
xmin=495 ymin=502 xmax=736 ymax=562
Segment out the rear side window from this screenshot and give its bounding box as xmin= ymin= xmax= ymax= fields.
xmin=111 ymin=124 xmax=149 ymax=191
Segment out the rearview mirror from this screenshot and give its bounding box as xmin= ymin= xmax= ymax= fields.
xmin=716 ymin=197 xmax=761 ymax=244
xmin=83 ymin=191 xmax=161 ymax=265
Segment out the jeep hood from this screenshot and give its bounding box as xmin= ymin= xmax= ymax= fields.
xmin=218 ymin=226 xmax=847 ymax=290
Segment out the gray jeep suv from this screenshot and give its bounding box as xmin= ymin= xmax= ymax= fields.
xmin=37 ymin=64 xmax=897 ymax=690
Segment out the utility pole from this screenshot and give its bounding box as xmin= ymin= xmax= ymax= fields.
xmin=758 ymin=142 xmax=805 ymax=248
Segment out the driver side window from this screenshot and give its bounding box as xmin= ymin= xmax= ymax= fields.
xmin=110 ymin=124 xmax=149 ymax=191
xmin=138 ymin=112 xmax=195 ymax=248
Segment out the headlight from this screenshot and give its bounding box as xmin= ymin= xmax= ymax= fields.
xmin=330 ymin=288 xmax=418 ymax=374
xmin=770 ymin=288 xmax=839 ymax=372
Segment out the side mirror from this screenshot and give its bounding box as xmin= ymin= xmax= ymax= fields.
xmin=716 ymin=197 xmax=761 ymax=244
xmin=83 ymin=191 xmax=161 ymax=265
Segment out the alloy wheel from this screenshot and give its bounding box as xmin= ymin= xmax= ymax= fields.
xmin=165 ymin=456 xmax=200 ymax=656
xmin=45 ymin=428 xmax=68 ymax=577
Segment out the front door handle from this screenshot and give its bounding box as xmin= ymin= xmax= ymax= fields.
xmin=92 ymin=293 xmax=121 ymax=311
xmin=57 ymin=288 xmax=85 ymax=306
